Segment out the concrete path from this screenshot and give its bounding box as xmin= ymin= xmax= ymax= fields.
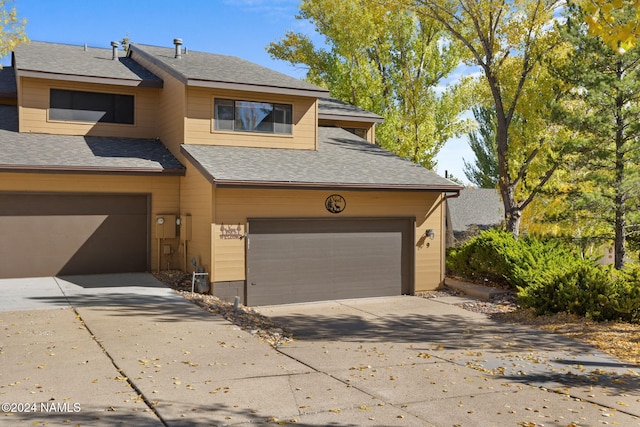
xmin=1 ymin=275 xmax=639 ymax=426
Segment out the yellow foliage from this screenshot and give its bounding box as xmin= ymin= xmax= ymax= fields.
xmin=579 ymin=0 xmax=640 ymax=53
xmin=0 ymin=0 xmax=28 ymax=60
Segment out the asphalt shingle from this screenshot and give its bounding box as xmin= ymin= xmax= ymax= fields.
xmin=448 ymin=188 xmax=504 ymax=233
xmin=131 ymin=43 xmax=328 ymax=95
xmin=13 ymin=41 xmax=162 ymax=86
xmin=181 ymin=126 xmax=460 ymax=190
xmin=0 ymin=105 xmax=184 ymax=173
xmin=318 ymin=97 xmax=384 ymax=122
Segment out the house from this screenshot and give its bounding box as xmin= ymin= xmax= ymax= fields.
xmin=445 ymin=188 xmax=504 ymax=247
xmin=0 ymin=39 xmax=461 ymax=306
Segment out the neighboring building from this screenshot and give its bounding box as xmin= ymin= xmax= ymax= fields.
xmin=446 ymin=188 xmax=504 ymax=247
xmin=0 ymin=39 xmax=461 ymax=305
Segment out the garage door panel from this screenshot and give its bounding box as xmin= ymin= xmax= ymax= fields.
xmin=0 ymin=193 xmax=149 ymax=278
xmin=247 ymin=219 xmax=412 ymax=306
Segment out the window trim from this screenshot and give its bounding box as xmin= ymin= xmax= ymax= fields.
xmin=213 ymin=98 xmax=293 ymax=136
xmin=48 ymin=88 xmax=136 ymax=126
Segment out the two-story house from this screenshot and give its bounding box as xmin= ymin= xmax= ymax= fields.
xmin=0 ymin=39 xmax=461 ymax=305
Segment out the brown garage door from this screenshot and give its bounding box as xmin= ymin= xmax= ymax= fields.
xmin=246 ymin=218 xmax=413 ymax=306
xmin=0 ymin=193 xmax=149 ymax=278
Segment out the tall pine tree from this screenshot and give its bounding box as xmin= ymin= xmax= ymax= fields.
xmin=463 ymin=106 xmax=498 ymax=188
xmin=553 ymin=3 xmax=640 ymax=269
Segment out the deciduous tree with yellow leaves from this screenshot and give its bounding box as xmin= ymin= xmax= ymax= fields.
xmin=0 ymin=0 xmax=27 ymax=63
xmin=401 ymin=0 xmax=567 ymax=236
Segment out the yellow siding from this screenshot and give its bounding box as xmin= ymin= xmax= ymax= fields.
xmin=186 ymin=87 xmax=318 ymax=150
xmin=18 ymin=77 xmax=160 ymax=139
xmin=129 ymin=51 xmax=186 ymax=162
xmin=213 ymin=188 xmax=444 ymax=291
xmin=0 ymin=172 xmax=181 ymax=271
xmin=179 ymin=167 xmax=213 ymax=276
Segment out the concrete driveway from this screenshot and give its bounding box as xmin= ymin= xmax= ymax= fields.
xmin=1 ymin=275 xmax=639 ymax=426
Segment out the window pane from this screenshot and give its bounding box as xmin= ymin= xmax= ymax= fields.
xmin=235 ymin=101 xmax=273 ymax=132
xmin=49 ymin=89 xmax=133 ymax=124
xmin=214 ymin=99 xmax=234 ymax=130
xmin=273 ymin=104 xmax=292 ymax=134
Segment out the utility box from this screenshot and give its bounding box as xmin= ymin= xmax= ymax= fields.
xmin=155 ymin=214 xmax=177 ymax=239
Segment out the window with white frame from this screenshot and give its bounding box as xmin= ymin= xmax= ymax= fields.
xmin=214 ymin=98 xmax=292 ymax=134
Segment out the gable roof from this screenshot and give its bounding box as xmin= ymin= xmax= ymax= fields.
xmin=129 ymin=43 xmax=329 ymax=98
xmin=447 ymin=188 xmax=504 ymax=233
xmin=0 ymin=105 xmax=183 ymax=175
xmin=181 ymin=126 xmax=460 ymax=191
xmin=12 ymin=41 xmax=162 ymax=88
xmin=318 ymin=98 xmax=384 ymax=123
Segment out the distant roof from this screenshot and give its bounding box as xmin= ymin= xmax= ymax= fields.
xmin=130 ymin=43 xmax=329 ymax=98
xmin=0 ymin=105 xmax=183 ymax=174
xmin=0 ymin=67 xmax=16 ymax=98
xmin=447 ymin=188 xmax=504 ymax=232
xmin=181 ymin=126 xmax=461 ymax=191
xmin=318 ymin=98 xmax=384 ymax=123
xmin=12 ymin=41 xmax=162 ymax=87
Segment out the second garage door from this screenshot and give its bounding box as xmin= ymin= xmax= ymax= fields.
xmin=246 ymin=218 xmax=413 ymax=306
xmin=0 ymin=193 xmax=149 ymax=278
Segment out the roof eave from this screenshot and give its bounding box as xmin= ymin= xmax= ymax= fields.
xmin=0 ymin=164 xmax=185 ymax=176
xmin=212 ymin=179 xmax=462 ymax=192
xmin=15 ymin=69 xmax=163 ymax=88
xmin=318 ymin=113 xmax=384 ymax=123
xmin=186 ymin=78 xmax=329 ymax=98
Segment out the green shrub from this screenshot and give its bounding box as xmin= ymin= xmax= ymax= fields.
xmin=446 ymin=229 xmax=584 ymax=289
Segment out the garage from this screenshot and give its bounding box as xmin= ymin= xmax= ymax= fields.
xmin=0 ymin=193 xmax=149 ymax=278
xmin=246 ymin=218 xmax=413 ymax=306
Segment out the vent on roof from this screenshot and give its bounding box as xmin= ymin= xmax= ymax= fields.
xmin=173 ymin=38 xmax=182 ymax=59
xmin=110 ymin=41 xmax=119 ymax=60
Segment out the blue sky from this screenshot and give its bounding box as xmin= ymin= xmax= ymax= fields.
xmin=4 ymin=0 xmax=473 ymax=183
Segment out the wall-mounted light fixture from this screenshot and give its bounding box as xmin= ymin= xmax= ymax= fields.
xmin=425 ymin=229 xmax=436 ymax=240
xmin=156 ymin=217 xmax=165 ymax=225
xmin=176 ymin=218 xmax=182 ymax=225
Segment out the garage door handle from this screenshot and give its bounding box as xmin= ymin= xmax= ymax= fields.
xmin=251 ymin=282 xmax=256 ymax=286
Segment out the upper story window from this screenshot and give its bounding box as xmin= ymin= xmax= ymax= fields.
xmin=49 ymin=89 xmax=134 ymax=124
xmin=214 ymin=98 xmax=292 ymax=134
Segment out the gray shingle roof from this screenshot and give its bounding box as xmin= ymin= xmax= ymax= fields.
xmin=13 ymin=41 xmax=162 ymax=87
xmin=0 ymin=67 xmax=16 ymax=97
xmin=0 ymin=106 xmax=184 ymax=174
xmin=130 ymin=43 xmax=328 ymax=96
xmin=447 ymin=188 xmax=504 ymax=232
xmin=181 ymin=127 xmax=460 ymax=190
xmin=318 ymin=98 xmax=384 ymax=122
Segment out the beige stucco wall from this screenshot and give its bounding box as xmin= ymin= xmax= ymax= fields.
xmin=0 ymin=172 xmax=181 ymax=271
xmin=18 ymin=77 xmax=161 ymax=139
xmin=205 ymin=187 xmax=445 ymax=292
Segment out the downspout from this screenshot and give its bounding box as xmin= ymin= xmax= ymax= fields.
xmin=441 ymin=189 xmax=461 ymax=288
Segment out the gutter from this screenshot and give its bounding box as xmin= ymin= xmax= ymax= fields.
xmin=0 ymin=165 xmax=185 ymax=176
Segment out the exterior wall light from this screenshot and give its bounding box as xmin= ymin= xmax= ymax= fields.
xmin=176 ymin=218 xmax=182 ymax=225
xmin=156 ymin=217 xmax=164 ymax=225
xmin=426 ymin=229 xmax=435 ymax=240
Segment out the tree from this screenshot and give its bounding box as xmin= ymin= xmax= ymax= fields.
xmin=0 ymin=0 xmax=27 ymax=62
xmin=267 ymin=0 xmax=472 ymax=169
xmin=405 ymin=0 xmax=565 ymax=236
xmin=463 ymin=106 xmax=498 ymax=188
xmin=551 ymin=3 xmax=640 ymax=269
xmin=579 ymin=0 xmax=640 ymax=53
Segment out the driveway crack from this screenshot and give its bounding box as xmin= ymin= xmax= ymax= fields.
xmin=53 ymin=277 xmax=167 ymax=426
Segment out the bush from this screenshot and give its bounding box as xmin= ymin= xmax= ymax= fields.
xmin=446 ymin=229 xmax=585 ymax=289
xmin=447 ymin=229 xmax=640 ymax=323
